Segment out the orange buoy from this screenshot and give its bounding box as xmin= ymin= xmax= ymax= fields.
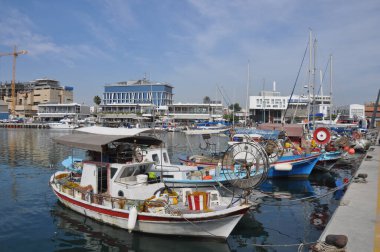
xmin=348 ymin=148 xmax=355 ymax=155
xmin=343 ymin=146 xmax=350 ymax=152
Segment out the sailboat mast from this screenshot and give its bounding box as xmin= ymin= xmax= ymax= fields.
xmin=320 ymin=70 xmax=324 ymax=120
xmin=245 ymin=61 xmax=250 ymax=126
xmin=329 ymin=54 xmax=333 ymax=123
xmin=312 ymin=38 xmax=317 ymax=128
xmin=307 ymin=30 xmax=312 ymax=124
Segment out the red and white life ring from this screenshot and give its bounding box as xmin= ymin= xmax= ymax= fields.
xmin=313 ymin=127 xmax=331 ymax=145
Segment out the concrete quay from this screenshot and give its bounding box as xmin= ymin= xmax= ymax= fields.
xmin=320 ymin=137 xmax=380 ymax=251
xmin=0 ymin=122 xmax=49 ymax=129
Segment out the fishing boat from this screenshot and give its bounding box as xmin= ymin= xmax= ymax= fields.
xmin=228 ymin=130 xmax=321 ymax=178
xmin=314 ymin=150 xmax=342 ymax=171
xmin=265 ymin=153 xmax=320 ymax=178
xmin=181 ymin=128 xmax=321 ymax=178
xmin=70 ymin=127 xmax=232 ymax=187
xmin=50 ymin=131 xmax=252 ymax=239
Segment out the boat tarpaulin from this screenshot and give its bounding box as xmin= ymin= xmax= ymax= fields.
xmin=257 ymin=123 xmax=304 ymax=138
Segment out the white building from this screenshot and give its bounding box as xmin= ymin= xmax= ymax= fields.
xmin=249 ymin=90 xmax=288 ymax=123
xmin=168 ymin=103 xmax=223 ymax=122
xmin=337 ymin=104 xmax=365 ymax=119
xmin=37 ymin=103 xmax=91 ymax=121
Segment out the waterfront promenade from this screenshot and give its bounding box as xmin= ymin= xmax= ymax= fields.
xmin=320 ymin=136 xmax=380 ymax=251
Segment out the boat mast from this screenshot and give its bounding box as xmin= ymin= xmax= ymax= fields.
xmin=312 ymin=38 xmax=317 ymax=128
xmin=245 ymin=61 xmax=250 ymax=126
xmin=329 ymin=54 xmax=333 ymax=123
xmin=320 ymin=69 xmax=324 ymax=120
xmin=263 ymin=78 xmax=266 ymax=123
xmin=307 ymin=30 xmax=312 ymax=126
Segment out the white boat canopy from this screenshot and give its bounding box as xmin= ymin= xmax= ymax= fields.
xmin=75 ymin=126 xmax=163 ymax=136
xmin=53 ymin=134 xmax=162 ymax=152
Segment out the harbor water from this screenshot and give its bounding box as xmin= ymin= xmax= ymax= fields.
xmin=0 ymin=128 xmax=364 ymax=251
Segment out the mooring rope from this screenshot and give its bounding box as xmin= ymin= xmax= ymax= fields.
xmin=247 ymin=239 xmax=346 ymax=251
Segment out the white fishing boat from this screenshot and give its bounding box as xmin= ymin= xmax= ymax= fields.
xmin=50 ymin=131 xmax=252 ymax=239
xmin=71 ymin=126 xmax=267 ymax=188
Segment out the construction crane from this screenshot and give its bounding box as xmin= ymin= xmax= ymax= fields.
xmin=0 ymin=46 xmax=28 ymax=116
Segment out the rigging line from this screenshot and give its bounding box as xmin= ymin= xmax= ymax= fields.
xmin=283 ymin=38 xmax=309 ymax=122
xmin=316 ymin=58 xmax=331 ymax=96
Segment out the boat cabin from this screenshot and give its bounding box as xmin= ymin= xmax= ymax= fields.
xmin=53 ymin=133 xmax=165 ymax=199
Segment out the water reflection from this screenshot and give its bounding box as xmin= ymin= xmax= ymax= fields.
xmin=260 ymin=179 xmax=315 ymax=199
xmin=51 ymin=202 xmax=231 ymax=252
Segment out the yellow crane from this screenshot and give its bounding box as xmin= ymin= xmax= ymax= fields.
xmin=0 ymin=46 xmax=28 ymax=116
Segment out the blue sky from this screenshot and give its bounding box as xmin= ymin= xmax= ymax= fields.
xmin=0 ymin=0 xmax=379 ymax=106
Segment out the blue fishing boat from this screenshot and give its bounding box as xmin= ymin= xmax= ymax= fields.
xmin=314 ymin=150 xmax=342 ymax=171
xmin=61 ymin=156 xmax=83 ymax=173
xmin=267 ymin=153 xmax=321 ymax=178
xmin=162 ymin=167 xmax=263 ymax=188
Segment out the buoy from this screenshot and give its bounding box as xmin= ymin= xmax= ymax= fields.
xmin=127 ymin=206 xmax=138 ymax=233
xmin=343 ymin=178 xmax=349 ymax=184
xmin=274 ymin=163 xmax=292 ymax=171
xmin=343 ymin=146 xmax=350 ymax=152
xmin=348 ymin=148 xmax=355 ymax=155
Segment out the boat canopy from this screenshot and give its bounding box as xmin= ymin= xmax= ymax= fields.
xmin=257 ymin=123 xmax=304 ymax=138
xmin=53 ymin=134 xmax=162 ymax=152
xmin=233 ymin=129 xmax=280 ymax=140
xmin=75 ymin=126 xmax=163 ymax=136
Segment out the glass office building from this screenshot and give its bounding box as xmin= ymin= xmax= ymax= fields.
xmin=103 ymin=79 xmax=174 ymax=107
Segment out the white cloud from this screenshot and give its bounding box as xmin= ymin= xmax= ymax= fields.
xmin=0 ymin=7 xmax=112 ymax=68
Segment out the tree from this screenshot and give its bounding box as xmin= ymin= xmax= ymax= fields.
xmin=93 ymin=95 xmax=101 ymax=106
xmin=203 ymin=96 xmax=211 ymax=104
xmin=228 ymin=103 xmax=241 ymax=112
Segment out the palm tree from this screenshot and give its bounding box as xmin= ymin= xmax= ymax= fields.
xmin=93 ymin=95 xmax=101 ymax=106
xmin=203 ymin=96 xmax=211 ymax=104
xmin=229 ymin=103 xmax=241 ymax=112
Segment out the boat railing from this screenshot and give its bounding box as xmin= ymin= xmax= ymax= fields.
xmin=153 ymin=164 xmax=185 ymax=172
xmin=53 ymin=177 xmax=162 ymax=210
xmin=52 ymin=177 xmax=186 ymax=213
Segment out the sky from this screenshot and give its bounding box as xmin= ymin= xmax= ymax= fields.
xmin=0 ymin=0 xmax=379 ymax=107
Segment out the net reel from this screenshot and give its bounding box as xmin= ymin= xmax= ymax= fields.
xmin=221 ymin=141 xmax=269 ymax=190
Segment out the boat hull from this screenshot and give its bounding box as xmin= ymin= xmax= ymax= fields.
xmin=48 ymin=123 xmax=78 ymax=129
xmin=51 ymin=184 xmax=249 ymax=239
xmin=266 ymin=154 xmax=320 ymax=178
xmin=314 ymin=151 xmax=342 ymax=171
